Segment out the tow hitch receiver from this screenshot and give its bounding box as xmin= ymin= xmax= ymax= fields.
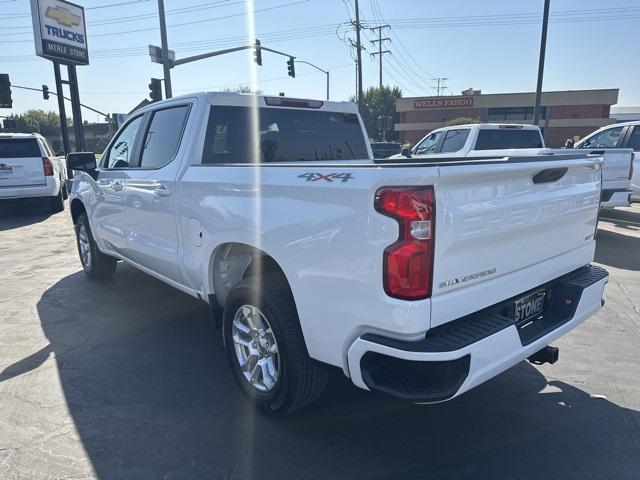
xmin=528 ymin=346 xmax=559 ymax=365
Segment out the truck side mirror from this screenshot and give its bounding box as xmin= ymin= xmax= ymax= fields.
xmin=565 ymin=138 xmax=574 ymax=149
xmin=401 ymin=147 xmax=412 ymax=158
xmin=66 ymin=152 xmax=97 ymax=180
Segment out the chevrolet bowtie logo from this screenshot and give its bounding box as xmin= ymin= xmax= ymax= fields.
xmin=45 ymin=6 xmax=81 ymax=28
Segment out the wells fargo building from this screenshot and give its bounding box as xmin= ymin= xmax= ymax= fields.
xmin=395 ymin=88 xmax=619 ymax=147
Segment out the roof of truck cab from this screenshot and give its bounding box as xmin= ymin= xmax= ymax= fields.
xmin=135 ymin=92 xmax=359 ymax=114
xmin=0 ymin=133 xmax=46 ymax=139
xmin=434 ymin=123 xmax=541 ymax=131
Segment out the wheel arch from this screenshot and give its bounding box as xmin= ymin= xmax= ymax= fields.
xmin=208 ymin=242 xmax=292 ymax=307
xmin=70 ymin=198 xmax=86 ymax=225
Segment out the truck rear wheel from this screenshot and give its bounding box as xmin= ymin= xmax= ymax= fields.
xmin=222 ymin=275 xmax=327 ymax=415
xmin=75 ymin=213 xmax=117 ymax=280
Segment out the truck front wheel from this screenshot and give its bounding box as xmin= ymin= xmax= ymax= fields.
xmin=75 ymin=213 xmax=117 ymax=280
xmin=223 ymin=275 xmax=327 ymax=415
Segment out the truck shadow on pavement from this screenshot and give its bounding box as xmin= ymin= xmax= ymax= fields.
xmin=8 ymin=264 xmax=638 ymax=479
xmin=595 ymin=227 xmax=640 ymax=271
xmin=0 ymin=199 xmax=55 ymax=231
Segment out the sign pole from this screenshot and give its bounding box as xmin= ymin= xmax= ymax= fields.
xmin=53 ymin=62 xmax=70 ymax=155
xmin=157 ymin=0 xmax=173 ymax=99
xmin=67 ymin=65 xmax=85 ymax=151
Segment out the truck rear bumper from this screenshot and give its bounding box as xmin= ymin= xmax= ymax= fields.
xmin=347 ymin=265 xmax=608 ymax=402
xmin=0 ymin=178 xmax=59 ymax=200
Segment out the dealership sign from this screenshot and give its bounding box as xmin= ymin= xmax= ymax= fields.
xmin=414 ymin=97 xmax=474 ymax=109
xmin=30 ymin=0 xmax=88 ymax=65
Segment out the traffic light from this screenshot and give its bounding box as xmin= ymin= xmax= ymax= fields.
xmin=2 ymin=118 xmax=16 ymax=130
xmin=149 ymin=78 xmax=162 ymax=102
xmin=253 ymin=39 xmax=262 ymax=66
xmin=287 ymin=57 xmax=295 ymax=78
xmin=0 ymin=74 xmax=12 ymax=109
xmin=42 ymin=84 xmax=49 ymax=100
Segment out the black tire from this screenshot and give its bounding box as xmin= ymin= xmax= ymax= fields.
xmin=61 ymin=178 xmax=68 ymax=200
xmin=223 ymin=275 xmax=327 ymax=415
xmin=75 ymin=213 xmax=117 ymax=280
xmin=49 ymin=186 xmax=65 ymax=213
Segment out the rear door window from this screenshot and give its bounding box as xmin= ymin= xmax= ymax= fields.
xmin=626 ymin=126 xmax=640 ymax=150
xmin=0 ymin=139 xmax=41 ymax=158
xmin=440 ymin=129 xmax=470 ymax=153
xmin=202 ymin=106 xmax=368 ymax=164
xmin=475 ymin=129 xmax=543 ymax=150
xmin=139 ymin=105 xmax=190 ymax=169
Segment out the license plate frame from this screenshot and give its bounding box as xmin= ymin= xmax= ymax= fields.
xmin=513 ymin=289 xmax=546 ymax=325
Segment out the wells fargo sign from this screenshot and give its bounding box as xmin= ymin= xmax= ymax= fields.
xmin=413 ymin=97 xmax=474 ymax=109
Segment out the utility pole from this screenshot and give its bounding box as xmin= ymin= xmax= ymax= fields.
xmin=353 ymin=0 xmax=364 ymax=112
xmin=157 ymin=0 xmax=172 ymax=99
xmin=533 ymin=0 xmax=550 ymax=126
xmin=370 ymin=25 xmax=390 ymax=89
xmin=431 ymin=77 xmax=448 ymax=96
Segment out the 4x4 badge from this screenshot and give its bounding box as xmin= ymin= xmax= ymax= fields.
xmin=298 ymin=172 xmax=354 ymax=183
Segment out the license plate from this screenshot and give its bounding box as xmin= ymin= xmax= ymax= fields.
xmin=514 ymin=290 xmax=546 ymax=324
xmin=0 ymin=166 xmax=12 ymax=176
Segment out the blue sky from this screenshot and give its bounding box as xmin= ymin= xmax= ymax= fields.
xmin=1 ymin=0 xmax=639 ymax=121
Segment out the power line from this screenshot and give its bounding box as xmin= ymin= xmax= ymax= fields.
xmin=0 ymin=0 xmax=311 ymax=41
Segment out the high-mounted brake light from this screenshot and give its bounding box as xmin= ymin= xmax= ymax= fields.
xmin=375 ymin=186 xmax=435 ymax=300
xmin=264 ymin=96 xmax=324 ymax=109
xmin=42 ymin=157 xmax=54 ymax=176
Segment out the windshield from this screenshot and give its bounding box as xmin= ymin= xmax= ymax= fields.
xmin=202 ymin=106 xmax=369 ymax=163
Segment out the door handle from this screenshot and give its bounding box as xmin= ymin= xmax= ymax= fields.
xmin=153 ymin=184 xmax=172 ymax=197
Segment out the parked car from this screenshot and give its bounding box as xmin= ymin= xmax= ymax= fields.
xmin=392 ymin=123 xmax=546 ymax=158
xmin=370 ymin=141 xmax=402 ymax=159
xmin=393 ymin=123 xmax=634 ymax=208
xmin=571 ymin=121 xmax=639 ymax=203
xmin=0 ymin=133 xmax=67 ymax=212
xmin=67 ymin=93 xmax=608 ymax=414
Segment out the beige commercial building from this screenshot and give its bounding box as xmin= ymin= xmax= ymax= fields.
xmin=396 ymin=88 xmax=619 ymax=147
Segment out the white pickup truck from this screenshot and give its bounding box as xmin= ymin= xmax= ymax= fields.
xmin=67 ymin=93 xmax=608 ymax=414
xmin=393 ymin=123 xmax=634 ymax=208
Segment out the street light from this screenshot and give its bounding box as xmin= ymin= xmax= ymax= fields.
xmin=296 ymin=60 xmax=330 ymax=100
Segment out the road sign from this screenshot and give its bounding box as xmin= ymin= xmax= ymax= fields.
xmin=30 ymin=0 xmax=89 ymax=65
xmin=149 ymin=45 xmax=175 ymax=65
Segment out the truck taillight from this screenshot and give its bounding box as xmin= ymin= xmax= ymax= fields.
xmin=42 ymin=157 xmax=54 ymax=176
xmin=375 ymin=186 xmax=435 ymax=300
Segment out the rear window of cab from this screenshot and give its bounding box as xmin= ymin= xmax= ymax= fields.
xmin=201 ymin=106 xmax=369 ymax=164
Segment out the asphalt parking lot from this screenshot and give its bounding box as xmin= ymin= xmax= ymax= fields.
xmin=0 ymin=199 xmax=639 ymax=480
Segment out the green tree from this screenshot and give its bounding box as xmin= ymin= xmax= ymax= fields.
xmin=1 ymin=109 xmax=71 ymax=136
xmin=445 ymin=117 xmax=481 ymax=127
xmin=350 ymin=86 xmax=402 ymax=141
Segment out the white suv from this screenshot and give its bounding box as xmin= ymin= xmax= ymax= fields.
xmin=0 ymin=133 xmax=67 ymax=212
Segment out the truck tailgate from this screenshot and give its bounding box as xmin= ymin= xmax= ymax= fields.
xmin=430 ymin=156 xmax=601 ymax=328
xmin=0 ymin=139 xmax=46 ymax=188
